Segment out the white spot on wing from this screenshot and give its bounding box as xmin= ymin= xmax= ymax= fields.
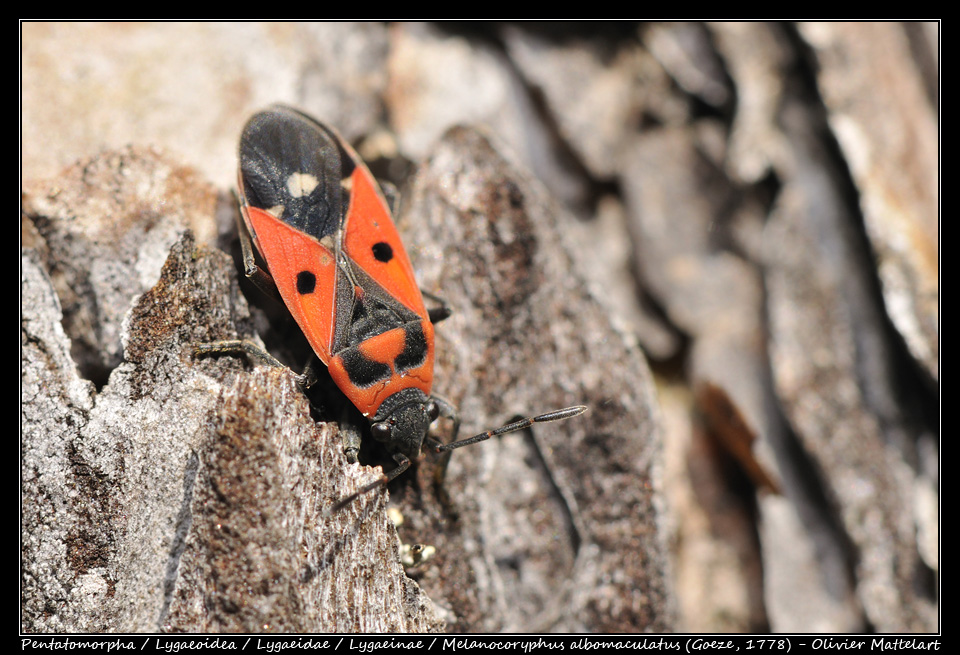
xmin=266 ymin=205 xmax=285 ymax=218
xmin=287 ymin=172 xmax=319 ymax=198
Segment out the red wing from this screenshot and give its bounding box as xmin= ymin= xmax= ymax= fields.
xmin=342 ymin=167 xmax=427 ymax=319
xmin=238 ymin=105 xmax=427 ymax=368
xmin=244 ymin=205 xmax=338 ymax=364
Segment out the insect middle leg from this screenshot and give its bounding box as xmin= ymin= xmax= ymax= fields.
xmin=421 ymin=288 xmax=452 ymax=325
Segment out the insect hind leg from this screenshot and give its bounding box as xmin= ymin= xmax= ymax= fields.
xmin=194 ymin=339 xmax=317 ymax=391
xmin=233 ymin=190 xmax=284 ymax=304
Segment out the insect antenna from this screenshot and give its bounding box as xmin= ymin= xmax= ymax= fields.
xmin=432 ymin=405 xmax=588 ymax=453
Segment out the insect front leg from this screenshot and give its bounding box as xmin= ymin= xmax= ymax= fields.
xmin=338 ymin=402 xmax=365 ymax=464
xmin=325 ymin=452 xmax=412 ymax=517
xmin=428 ymin=395 xmax=461 ymax=444
xmin=379 ymin=180 xmax=401 ymax=217
xmin=423 ymin=395 xmax=461 ymax=503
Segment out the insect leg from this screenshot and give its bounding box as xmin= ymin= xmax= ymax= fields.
xmin=234 ymin=198 xmax=283 ymax=304
xmin=423 ymin=394 xmax=461 ymax=504
xmin=324 ymin=452 xmax=411 ymax=516
xmin=299 ymin=356 xmax=321 ymax=389
xmin=194 ymin=339 xmax=284 ymax=368
xmin=425 ymin=405 xmax=586 ymax=511
xmin=194 ymin=340 xmax=315 ymax=390
xmin=431 ymin=395 xmax=461 ymax=441
xmin=420 ymin=289 xmax=452 ymax=324
xmin=379 ymin=180 xmax=401 ymax=217
xmin=338 ymin=402 xmax=364 ymax=464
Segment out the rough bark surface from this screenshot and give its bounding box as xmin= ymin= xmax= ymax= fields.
xmin=22 ymin=151 xmax=445 ymax=633
xmin=23 ymin=21 xmax=938 ymax=634
xmin=391 ymin=127 xmax=669 ymax=632
xmin=22 ymin=130 xmax=668 ymax=632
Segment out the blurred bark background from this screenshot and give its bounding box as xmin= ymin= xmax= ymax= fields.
xmin=21 ymin=22 xmax=937 ymax=633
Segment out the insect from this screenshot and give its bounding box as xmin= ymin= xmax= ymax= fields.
xmin=196 ymin=105 xmax=586 ymax=512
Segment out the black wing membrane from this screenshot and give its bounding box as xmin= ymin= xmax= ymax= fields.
xmin=239 ymin=106 xmax=346 ymax=241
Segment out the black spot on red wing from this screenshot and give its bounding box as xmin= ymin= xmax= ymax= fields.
xmin=394 ymin=323 xmax=427 ymax=372
xmin=297 ymin=271 xmax=317 ymax=294
xmin=341 ymin=348 xmax=391 ymax=387
xmin=371 ymin=242 xmax=393 ymax=263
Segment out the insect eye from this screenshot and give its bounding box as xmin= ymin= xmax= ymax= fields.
xmin=372 ymin=422 xmax=392 ymax=441
xmin=427 ymin=401 xmax=440 ymax=422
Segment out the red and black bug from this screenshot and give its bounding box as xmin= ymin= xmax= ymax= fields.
xmin=197 ymin=105 xmax=585 ymax=511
